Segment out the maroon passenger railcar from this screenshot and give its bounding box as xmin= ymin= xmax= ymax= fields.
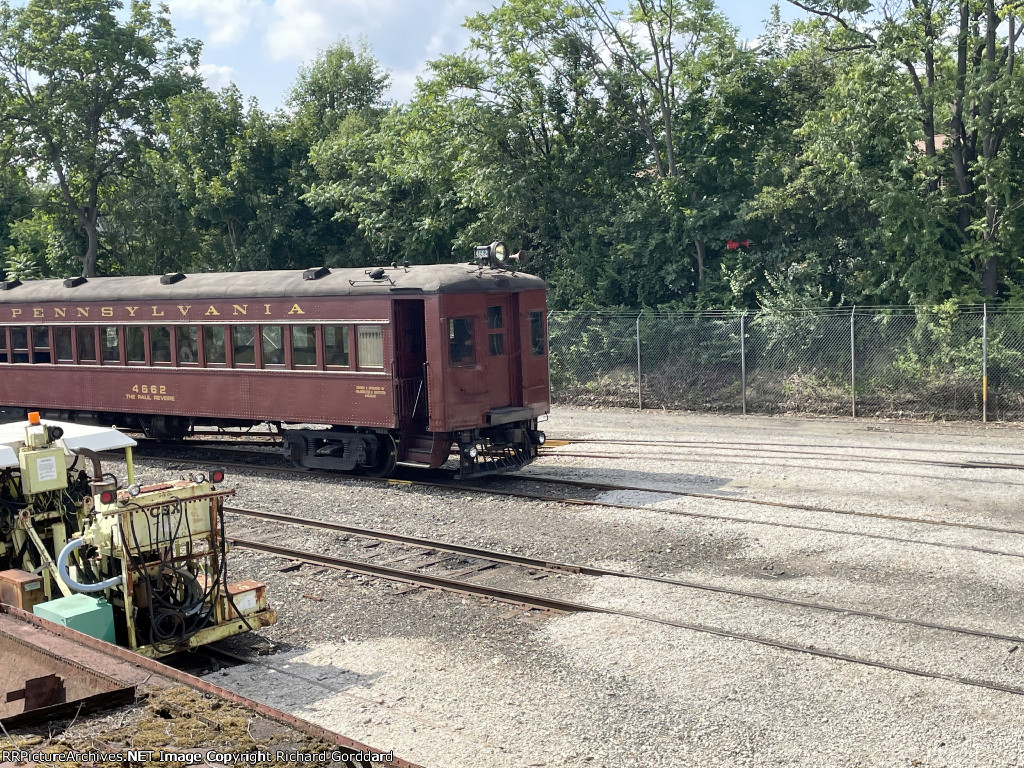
xmin=0 ymin=264 xmax=550 ymax=477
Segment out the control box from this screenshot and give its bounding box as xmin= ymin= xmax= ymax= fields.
xmin=0 ymin=568 xmax=47 ymax=612
xmin=18 ymin=447 xmax=67 ymax=495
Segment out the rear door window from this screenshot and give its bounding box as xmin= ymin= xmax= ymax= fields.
xmin=530 ymin=311 xmax=546 ymax=355
xmin=449 ymin=318 xmax=475 ymax=365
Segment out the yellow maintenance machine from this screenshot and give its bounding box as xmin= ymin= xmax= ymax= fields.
xmin=0 ymin=414 xmax=275 ymax=657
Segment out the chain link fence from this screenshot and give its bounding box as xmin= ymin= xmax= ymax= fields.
xmin=548 ymin=306 xmax=1024 ymax=421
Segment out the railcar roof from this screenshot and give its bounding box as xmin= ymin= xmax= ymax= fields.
xmin=0 ymin=264 xmax=546 ymax=303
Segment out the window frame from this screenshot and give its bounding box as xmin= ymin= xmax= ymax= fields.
xmin=31 ymin=326 xmax=52 ymax=364
xmin=231 ymin=325 xmax=256 ymax=368
xmin=125 ymin=326 xmax=148 ymax=366
xmin=203 ymin=325 xmax=228 ymax=367
xmin=149 ymin=325 xmax=173 ymax=366
xmin=355 ymin=324 xmax=385 ymax=370
xmin=76 ymin=326 xmax=99 ymax=365
xmin=100 ymin=325 xmax=123 ymax=365
xmin=290 ymin=325 xmax=319 ymax=369
xmin=54 ymin=326 xmax=74 ymax=363
xmin=324 ymin=324 xmax=352 ymax=370
xmin=260 ymin=325 xmax=286 ymax=369
xmin=175 ymin=325 xmax=199 ymax=367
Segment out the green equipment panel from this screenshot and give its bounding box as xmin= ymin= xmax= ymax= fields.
xmin=33 ymin=593 xmax=116 ymax=644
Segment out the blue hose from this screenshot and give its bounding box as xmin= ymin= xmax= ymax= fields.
xmin=57 ymin=538 xmax=122 ymax=592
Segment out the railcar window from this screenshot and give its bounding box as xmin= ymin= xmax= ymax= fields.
xmin=356 ymin=325 xmax=384 ymax=369
xmin=126 ymin=327 xmax=146 ymax=364
xmin=530 ymin=311 xmax=545 ymax=356
xmin=292 ymin=326 xmax=317 ymax=367
xmin=0 ymin=327 xmax=8 ymax=363
xmin=177 ymin=326 xmax=198 ymax=365
xmin=101 ymin=327 xmax=120 ymax=363
xmin=11 ymin=327 xmax=28 ymax=363
xmin=324 ymin=326 xmax=350 ymax=367
xmin=486 ymin=306 xmax=504 ymax=356
xmin=54 ymin=327 xmax=73 ymax=362
xmin=204 ymin=326 xmax=226 ymax=365
xmin=233 ymin=326 xmax=255 ymax=366
xmin=487 ymin=306 xmax=503 ymax=329
xmin=76 ymin=327 xmax=97 ymax=362
xmin=32 ymin=327 xmax=50 ymax=363
xmin=261 ymin=326 xmax=285 ymax=367
xmin=150 ymin=326 xmax=172 ymax=364
xmin=448 ymin=318 xmax=475 ymax=365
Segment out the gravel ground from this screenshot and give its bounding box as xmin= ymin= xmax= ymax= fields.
xmin=140 ymin=407 xmax=1024 ymax=767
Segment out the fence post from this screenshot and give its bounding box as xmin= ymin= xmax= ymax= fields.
xmin=546 ymin=310 xmax=554 ymax=402
xmin=850 ymin=305 xmax=857 ymax=418
xmin=983 ymin=303 xmax=988 ymax=423
xmin=636 ymin=313 xmax=643 ymax=410
xmin=740 ymin=312 xmax=747 ymax=415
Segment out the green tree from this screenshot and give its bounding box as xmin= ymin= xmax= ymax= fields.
xmin=780 ymin=0 xmax=1024 ymax=297
xmin=0 ymin=0 xmax=201 ymax=276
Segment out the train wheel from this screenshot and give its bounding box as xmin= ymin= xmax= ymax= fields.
xmin=282 ymin=434 xmax=312 ymax=471
xmin=359 ymin=434 xmax=397 ymax=478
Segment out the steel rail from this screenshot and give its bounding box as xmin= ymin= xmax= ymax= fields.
xmin=126 ymin=453 xmax=1024 ymax=561
xmin=230 ymin=537 xmax=1024 ymax=699
xmin=510 ymin=473 xmax=1024 ymax=539
xmin=542 ymin=446 xmax=1024 ymax=471
xmin=546 ymin=436 xmax=1024 ymax=460
xmin=225 ymin=505 xmax=1024 ymax=647
xmin=536 ymin=452 xmax=1024 ymax=487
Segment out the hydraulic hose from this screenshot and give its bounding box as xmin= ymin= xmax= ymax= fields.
xmin=57 ymin=537 xmax=122 ymax=592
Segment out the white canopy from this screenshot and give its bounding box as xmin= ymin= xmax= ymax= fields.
xmin=0 ymin=420 xmax=137 ymax=469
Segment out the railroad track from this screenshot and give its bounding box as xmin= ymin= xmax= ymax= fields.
xmin=547 ymin=436 xmax=1024 ymax=461
xmin=223 ymin=506 xmax=1024 ymax=698
xmin=125 ymin=449 xmax=1024 ymax=562
xmin=542 ymin=446 xmax=1024 ymax=471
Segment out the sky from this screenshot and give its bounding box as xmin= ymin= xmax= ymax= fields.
xmin=165 ymin=0 xmax=802 ymax=111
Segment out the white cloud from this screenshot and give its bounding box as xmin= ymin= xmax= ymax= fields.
xmin=265 ymin=0 xmax=395 ymax=62
xmin=199 ymin=63 xmax=239 ymax=90
xmin=167 ymin=0 xmax=265 ymax=47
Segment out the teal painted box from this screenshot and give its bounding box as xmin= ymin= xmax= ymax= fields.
xmin=33 ymin=593 xmax=116 ymax=643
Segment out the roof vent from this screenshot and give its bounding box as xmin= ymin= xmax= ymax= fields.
xmin=303 ymin=266 xmax=330 ymax=281
xmin=0 ymin=279 xmax=21 ymax=291
xmin=160 ymin=272 xmax=185 ymax=285
xmin=63 ymin=277 xmax=88 ymax=288
xmin=369 ymin=267 xmax=386 ymax=280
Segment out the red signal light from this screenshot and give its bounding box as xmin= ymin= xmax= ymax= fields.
xmin=211 ymin=470 xmax=225 ymax=484
xmin=100 ymin=490 xmax=116 ymax=504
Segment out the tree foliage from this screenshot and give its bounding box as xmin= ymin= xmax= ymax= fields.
xmin=1 ymin=0 xmax=1021 ymax=309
